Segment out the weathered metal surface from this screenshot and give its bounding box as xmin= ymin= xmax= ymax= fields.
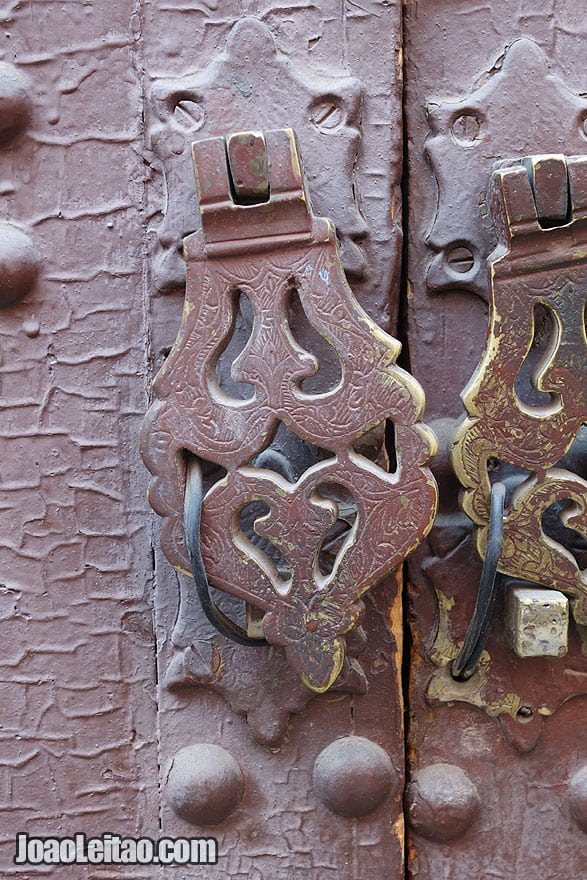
xmin=407 ymin=528 xmax=587 ymax=873
xmin=0 ymin=3 xmax=158 ymax=878
xmin=141 ymin=127 xmax=437 ymax=693
xmin=424 ymin=38 xmax=587 ymax=304
xmin=405 ymin=4 xmax=587 ymax=876
xmin=146 ymin=14 xmax=401 ymax=323
xmin=9 ymin=2 xmax=585 ymax=878
xmin=144 ymin=5 xmax=407 ymax=879
xmin=407 ymin=33 xmax=587 ymax=421
xmin=415 ymin=528 xmax=587 ymax=747
xmin=505 ymin=587 xmax=569 ymax=659
xmin=452 ymin=155 xmax=587 ymax=617
xmin=158 ymin=560 xmax=407 ymax=878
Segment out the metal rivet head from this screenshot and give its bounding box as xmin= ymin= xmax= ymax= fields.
xmin=313 ymin=736 xmax=395 ymax=818
xmin=569 ymin=766 xmax=587 ymax=832
xmin=0 ymin=222 xmax=39 ymax=308
xmin=0 ymin=63 xmax=32 ymax=144
xmin=167 ymin=744 xmax=244 ymax=826
xmin=406 ymin=763 xmax=481 ymax=842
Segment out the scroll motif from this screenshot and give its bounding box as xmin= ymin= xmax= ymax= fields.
xmin=452 ymin=155 xmax=587 ymax=622
xmin=140 ymin=128 xmax=437 ymax=692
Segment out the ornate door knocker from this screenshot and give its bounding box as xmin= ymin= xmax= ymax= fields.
xmin=140 ymin=127 xmax=438 ymax=693
xmin=451 ymin=154 xmax=587 ymax=674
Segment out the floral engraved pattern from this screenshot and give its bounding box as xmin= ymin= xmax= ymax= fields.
xmin=452 ymin=156 xmax=587 ymax=622
xmin=140 ymin=128 xmax=437 ymax=692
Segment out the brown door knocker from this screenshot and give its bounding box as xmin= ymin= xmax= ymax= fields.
xmin=451 ymin=154 xmax=587 ymax=674
xmin=140 ymin=127 xmax=438 ymax=693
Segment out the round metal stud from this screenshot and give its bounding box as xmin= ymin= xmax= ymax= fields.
xmin=0 ymin=222 xmax=39 ymax=308
xmin=405 ymin=763 xmax=481 ymax=842
xmin=0 ymin=63 xmax=32 ymax=143
xmin=313 ymin=736 xmax=394 ymax=818
xmin=569 ymin=766 xmax=587 ymax=832
xmin=166 ymin=743 xmax=244 ymax=826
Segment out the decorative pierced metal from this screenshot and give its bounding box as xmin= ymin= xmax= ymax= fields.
xmin=140 ymin=128 xmax=437 ymax=692
xmin=452 ymin=155 xmax=587 ymax=623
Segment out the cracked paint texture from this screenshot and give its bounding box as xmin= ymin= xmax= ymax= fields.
xmin=1 ymin=1 xmax=405 ymax=879
xmin=0 ymin=1 xmax=158 ymax=877
xmin=143 ymin=1 xmax=406 ymax=878
xmin=404 ymin=2 xmax=587 ymax=878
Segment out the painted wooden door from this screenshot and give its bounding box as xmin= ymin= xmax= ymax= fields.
xmin=1 ymin=2 xmax=585 ymax=878
xmin=403 ymin=4 xmax=587 ymax=877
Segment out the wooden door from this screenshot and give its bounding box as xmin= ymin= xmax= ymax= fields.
xmin=403 ymin=4 xmax=587 ymax=877
xmin=1 ymin=3 xmax=585 ymax=878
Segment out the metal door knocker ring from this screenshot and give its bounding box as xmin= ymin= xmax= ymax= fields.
xmin=184 ymin=455 xmax=268 ymax=647
xmin=452 ymin=481 xmax=506 ymax=681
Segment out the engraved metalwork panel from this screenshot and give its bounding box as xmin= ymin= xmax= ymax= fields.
xmin=141 ymin=128 xmax=437 ymax=693
xmin=452 ymin=155 xmax=587 ymax=620
xmin=404 ymin=6 xmax=587 ymax=877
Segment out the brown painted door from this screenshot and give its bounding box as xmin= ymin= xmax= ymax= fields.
xmin=403 ymin=5 xmax=587 ymax=877
xmin=1 ymin=3 xmax=585 ymax=879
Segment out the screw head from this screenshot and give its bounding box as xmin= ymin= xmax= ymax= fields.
xmin=311 ymin=100 xmax=344 ymax=132
xmin=451 ymin=112 xmax=481 ymax=145
xmin=173 ymin=99 xmax=205 ymax=132
xmin=446 ymin=244 xmax=475 ymax=274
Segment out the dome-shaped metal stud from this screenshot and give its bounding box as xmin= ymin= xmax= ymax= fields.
xmin=0 ymin=222 xmax=39 ymax=308
xmin=167 ymin=744 xmax=244 ymax=826
xmin=0 ymin=63 xmax=32 ymax=144
xmin=313 ymin=736 xmax=395 ymax=818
